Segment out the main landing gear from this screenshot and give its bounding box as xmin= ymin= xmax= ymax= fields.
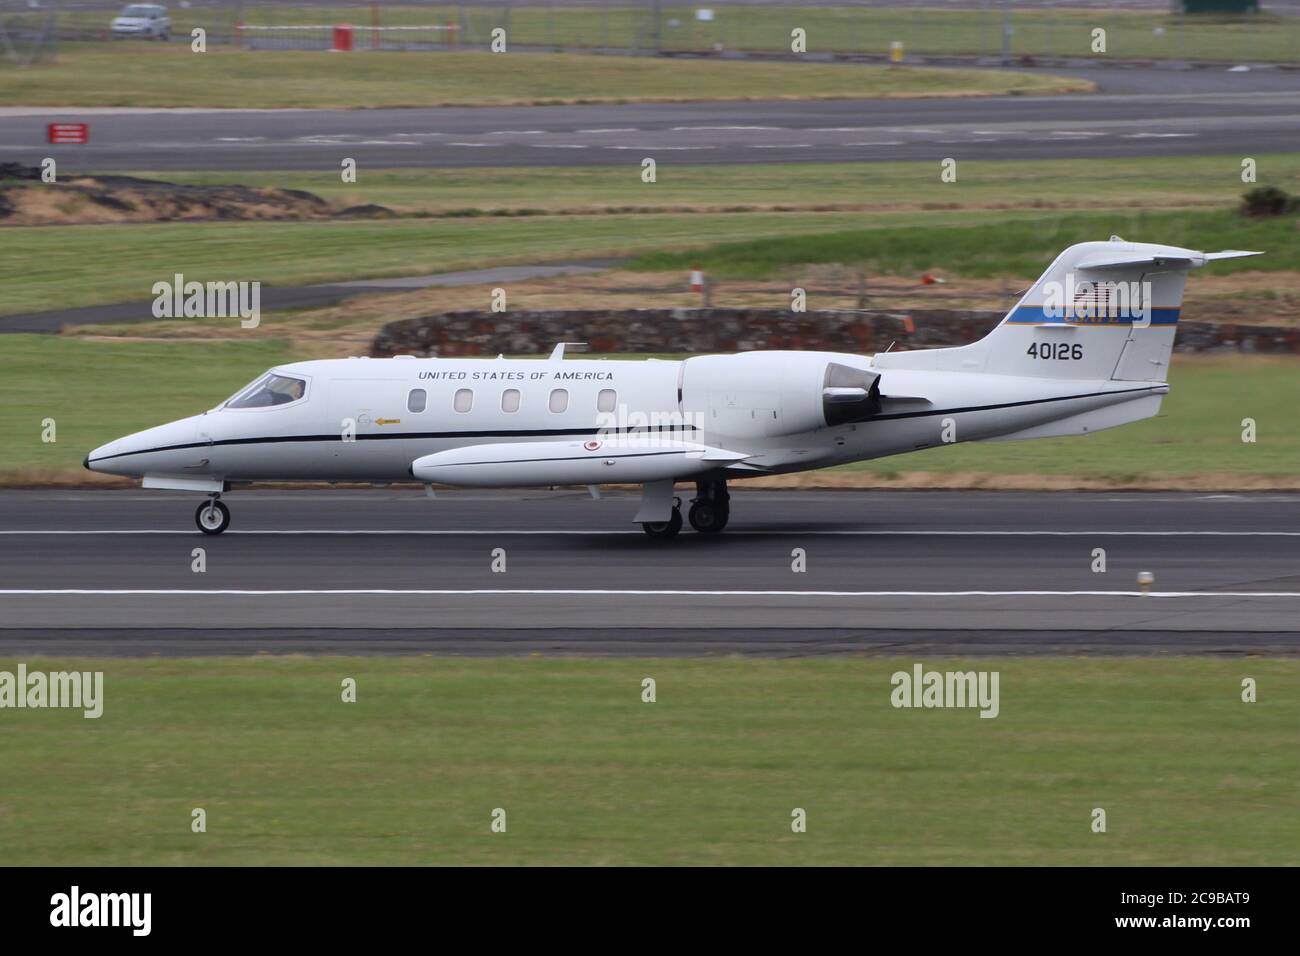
xmin=639 ymin=478 xmax=730 ymax=539
xmin=688 ymin=477 xmax=730 ymax=535
xmin=195 ymin=495 xmax=230 ymax=535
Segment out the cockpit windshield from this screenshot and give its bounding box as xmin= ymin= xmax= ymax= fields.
xmin=227 ymin=373 xmax=306 ymax=409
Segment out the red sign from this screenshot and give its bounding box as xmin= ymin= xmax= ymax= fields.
xmin=47 ymin=123 xmax=89 ymax=145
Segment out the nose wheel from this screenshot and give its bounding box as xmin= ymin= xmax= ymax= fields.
xmin=641 ymin=504 xmax=683 ymax=539
xmin=195 ymin=498 xmax=230 ymax=535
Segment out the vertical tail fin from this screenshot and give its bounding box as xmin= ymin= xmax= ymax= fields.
xmin=874 ymin=237 xmax=1261 ymax=381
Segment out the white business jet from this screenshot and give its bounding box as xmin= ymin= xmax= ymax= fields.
xmin=86 ymin=238 xmax=1257 ymax=538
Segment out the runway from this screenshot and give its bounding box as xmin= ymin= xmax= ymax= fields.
xmin=1 ymin=489 xmax=1296 ymax=656
xmin=5 ymin=69 xmax=1299 ymax=171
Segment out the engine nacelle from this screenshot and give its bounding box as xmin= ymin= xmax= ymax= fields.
xmin=681 ymin=351 xmax=880 ymax=439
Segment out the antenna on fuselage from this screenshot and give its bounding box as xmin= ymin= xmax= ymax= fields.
xmin=549 ymin=342 xmax=589 ymax=361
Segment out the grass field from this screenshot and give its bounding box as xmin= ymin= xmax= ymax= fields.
xmin=7 ymin=154 xmax=1297 ymax=316
xmin=4 ymin=206 xmax=1294 ymax=318
xmin=0 ymin=336 xmax=294 ymax=482
xmin=2 ymin=335 xmax=1295 ymax=487
xmin=0 ymin=654 xmax=1295 ymax=866
xmin=0 ymin=210 xmax=883 ymax=315
xmin=1 ymin=45 xmax=1086 ymax=109
xmin=7 ymin=208 xmax=1077 ymax=317
xmin=53 ymin=5 xmax=1300 ymax=63
xmin=146 ymin=154 xmax=1300 ymax=217
xmin=630 ymin=208 xmax=1300 ymax=279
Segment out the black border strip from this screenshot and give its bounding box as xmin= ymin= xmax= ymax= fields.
xmin=871 ymin=385 xmax=1160 ymax=421
xmin=87 ymin=424 xmax=700 ymax=465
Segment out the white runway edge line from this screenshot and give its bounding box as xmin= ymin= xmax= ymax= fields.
xmin=2 ymin=589 xmax=1298 ymax=598
xmin=4 ymin=530 xmax=1299 ymax=537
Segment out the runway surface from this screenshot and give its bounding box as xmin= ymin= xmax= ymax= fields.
xmin=5 ymin=66 xmax=1298 ymax=171
xmin=1 ymin=489 xmax=1297 ymax=656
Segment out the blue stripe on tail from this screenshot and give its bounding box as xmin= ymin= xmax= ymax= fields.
xmin=1005 ymin=305 xmax=1180 ymax=326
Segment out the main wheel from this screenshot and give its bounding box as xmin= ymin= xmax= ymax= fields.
xmin=688 ymin=499 xmax=729 ymax=534
xmin=195 ymin=499 xmax=230 ymax=535
xmin=641 ymin=506 xmax=682 ymax=539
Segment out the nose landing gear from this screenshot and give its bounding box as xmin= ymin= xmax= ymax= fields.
xmin=641 ymin=504 xmax=683 ymax=539
xmin=642 ymin=496 xmax=686 ymax=541
xmin=195 ymin=496 xmax=230 ymax=535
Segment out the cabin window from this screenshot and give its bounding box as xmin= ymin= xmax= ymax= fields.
xmin=501 ymin=388 xmax=521 ymax=413
xmin=228 ymin=373 xmax=306 ymax=409
xmin=407 ymin=388 xmax=427 ymax=413
xmin=453 ymin=388 xmax=473 ymax=413
xmin=597 ymin=388 xmax=617 ymax=413
xmin=548 ymin=388 xmax=569 ymax=413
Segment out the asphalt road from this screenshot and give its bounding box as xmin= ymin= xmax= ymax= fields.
xmin=1 ymin=488 xmax=1296 ymax=656
xmin=4 ymin=65 xmax=1298 ymax=171
xmin=0 ymin=261 xmax=617 ymax=334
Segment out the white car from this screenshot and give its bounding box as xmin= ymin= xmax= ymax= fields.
xmin=111 ymin=4 xmax=170 ymax=40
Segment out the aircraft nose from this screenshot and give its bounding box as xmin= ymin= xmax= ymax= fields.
xmin=84 ymin=437 xmax=127 ymax=474
xmin=85 ymin=416 xmax=203 ymax=476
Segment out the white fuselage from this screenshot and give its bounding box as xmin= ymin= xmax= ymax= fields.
xmin=86 ymin=350 xmax=1165 ymax=488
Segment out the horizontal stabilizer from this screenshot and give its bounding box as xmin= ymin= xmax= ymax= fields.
xmin=1203 ymin=250 xmax=1265 ymax=262
xmin=1076 ymin=249 xmax=1263 ymax=271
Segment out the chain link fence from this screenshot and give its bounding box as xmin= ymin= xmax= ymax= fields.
xmin=5 ymin=0 xmax=1300 ymax=62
